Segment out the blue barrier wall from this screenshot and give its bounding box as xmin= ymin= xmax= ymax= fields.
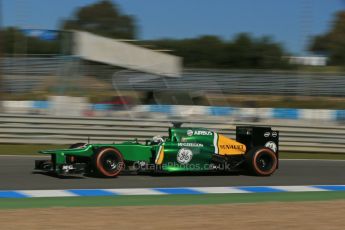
xmin=149 ymin=105 xmax=173 ymax=115
xmin=2 ymin=100 xmax=343 ymax=121
xmin=209 ymin=107 xmax=235 ymax=116
xmin=336 ymin=110 xmax=345 ymax=121
xmin=272 ymin=108 xmax=299 ymax=120
xmin=32 ymin=101 xmax=50 ymax=109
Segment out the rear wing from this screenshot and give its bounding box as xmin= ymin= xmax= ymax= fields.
xmin=236 ymin=126 xmax=279 ymax=154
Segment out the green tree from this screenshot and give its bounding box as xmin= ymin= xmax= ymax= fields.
xmin=147 ymin=33 xmax=288 ymax=69
xmin=2 ymin=27 xmax=59 ymax=55
xmin=61 ymin=0 xmax=137 ymax=39
xmin=310 ymin=11 xmax=345 ymax=65
xmin=3 ymin=27 xmax=22 ymax=54
xmin=224 ymin=33 xmax=254 ymax=68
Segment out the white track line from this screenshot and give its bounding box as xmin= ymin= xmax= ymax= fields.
xmin=18 ymin=190 xmax=77 ymax=197
xmin=104 ymin=188 xmax=165 ymax=195
xmin=269 ymin=186 xmax=329 ymax=192
xmin=191 ymin=187 xmax=250 ymax=194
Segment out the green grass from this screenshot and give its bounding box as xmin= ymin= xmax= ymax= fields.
xmin=0 ymin=144 xmax=344 ymax=160
xmin=1 ymin=192 xmax=345 ymax=209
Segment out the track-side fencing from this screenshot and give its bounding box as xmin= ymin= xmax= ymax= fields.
xmin=0 ymin=114 xmax=344 ymax=154
xmin=2 ymin=56 xmax=345 ymax=96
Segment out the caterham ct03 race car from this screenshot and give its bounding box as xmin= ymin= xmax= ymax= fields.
xmin=35 ymin=124 xmax=279 ymax=177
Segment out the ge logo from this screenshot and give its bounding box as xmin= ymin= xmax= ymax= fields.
xmin=265 ymin=141 xmax=277 ymax=153
xmin=177 ymin=148 xmax=193 ymax=164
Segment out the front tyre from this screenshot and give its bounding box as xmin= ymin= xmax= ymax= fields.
xmin=93 ymin=148 xmax=124 ymax=177
xmin=246 ymin=147 xmax=278 ymax=176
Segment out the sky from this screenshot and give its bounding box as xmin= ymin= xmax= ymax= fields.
xmin=3 ymin=0 xmax=345 ymax=54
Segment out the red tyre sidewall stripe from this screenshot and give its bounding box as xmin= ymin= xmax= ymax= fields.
xmin=96 ymin=148 xmax=124 ymax=177
xmin=252 ymin=148 xmax=277 ymax=176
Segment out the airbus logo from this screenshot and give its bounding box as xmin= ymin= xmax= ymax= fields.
xmin=194 ymin=130 xmax=212 ymax=136
xmin=186 ymin=130 xmax=213 ymax=136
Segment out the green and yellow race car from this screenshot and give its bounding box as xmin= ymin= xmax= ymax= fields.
xmin=35 ymin=124 xmax=279 ymax=177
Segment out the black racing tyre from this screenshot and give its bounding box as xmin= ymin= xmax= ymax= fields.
xmin=93 ymin=148 xmax=124 ymax=177
xmin=246 ymin=147 xmax=278 ymax=176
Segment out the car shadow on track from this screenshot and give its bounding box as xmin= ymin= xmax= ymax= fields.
xmin=32 ymin=171 xmax=86 ymax=179
xmin=132 ymin=170 xmax=248 ymax=177
xmin=32 ymin=170 xmax=254 ymax=179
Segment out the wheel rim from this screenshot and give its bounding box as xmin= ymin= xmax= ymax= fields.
xmin=96 ymin=149 xmax=124 ymax=177
xmin=101 ymin=152 xmax=122 ymax=174
xmin=255 ymin=151 xmax=275 ymax=172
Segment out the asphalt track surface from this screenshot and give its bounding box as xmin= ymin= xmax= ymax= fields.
xmin=0 ymin=156 xmax=345 ymax=190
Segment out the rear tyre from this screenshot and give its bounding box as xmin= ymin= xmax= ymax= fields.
xmin=246 ymin=147 xmax=278 ymax=176
xmin=93 ymin=148 xmax=124 ymax=177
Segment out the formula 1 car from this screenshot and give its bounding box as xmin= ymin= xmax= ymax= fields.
xmin=35 ymin=124 xmax=279 ymax=177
